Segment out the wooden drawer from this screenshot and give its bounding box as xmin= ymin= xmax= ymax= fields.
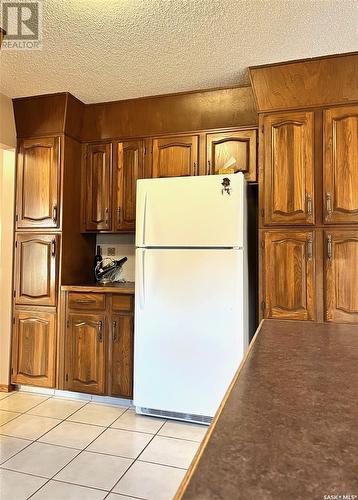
xmin=68 ymin=293 xmax=106 ymax=310
xmin=112 ymin=294 xmax=133 ymax=312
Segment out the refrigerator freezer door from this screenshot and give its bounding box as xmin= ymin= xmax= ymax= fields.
xmin=136 ymin=173 xmax=246 ymax=248
xmin=134 ymin=248 xmax=248 ymax=418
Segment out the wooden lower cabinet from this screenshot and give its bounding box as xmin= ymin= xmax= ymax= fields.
xmin=12 ymin=308 xmax=56 ymax=388
xmin=63 ymin=292 xmax=134 ymax=398
xmin=325 ymin=231 xmax=358 ymax=323
xmin=65 ymin=313 xmax=106 ymax=395
xmin=109 ymin=313 xmax=134 ymax=398
xmin=263 ymin=230 xmax=316 ymax=320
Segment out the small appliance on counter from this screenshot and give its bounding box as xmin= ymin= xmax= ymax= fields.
xmin=94 ymin=246 xmax=128 ymax=284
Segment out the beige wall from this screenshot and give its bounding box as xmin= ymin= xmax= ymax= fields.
xmin=0 ymin=93 xmax=16 ymax=150
xmin=0 ymin=93 xmax=16 ymax=388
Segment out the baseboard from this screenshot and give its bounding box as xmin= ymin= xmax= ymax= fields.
xmin=15 ymin=385 xmax=133 ymax=406
xmin=0 ymin=384 xmax=14 ymax=393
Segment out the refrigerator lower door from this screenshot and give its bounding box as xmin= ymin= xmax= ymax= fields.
xmin=134 ymin=248 xmax=248 ymax=419
xmin=136 ymin=173 xmax=246 ymax=248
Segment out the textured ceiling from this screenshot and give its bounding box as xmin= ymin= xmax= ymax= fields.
xmin=0 ymin=0 xmax=357 ymax=104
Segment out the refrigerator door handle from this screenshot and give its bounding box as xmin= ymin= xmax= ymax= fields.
xmin=141 ymin=192 xmax=148 ymax=246
xmin=139 ymin=249 xmax=146 ymax=309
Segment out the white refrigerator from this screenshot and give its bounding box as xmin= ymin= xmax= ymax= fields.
xmin=134 ymin=173 xmax=248 ymax=423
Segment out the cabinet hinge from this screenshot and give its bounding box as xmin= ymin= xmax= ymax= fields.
xmin=261 ymin=240 xmax=265 ymax=249
xmin=144 ymin=145 xmax=147 ymax=155
xmin=11 ymin=368 xmax=14 ymax=374
xmin=13 ymin=290 xmax=16 ymax=298
xmin=65 ymin=374 xmax=68 ymax=382
xmin=260 ymin=208 xmax=265 ymax=218
xmin=15 ymin=241 xmax=18 ymax=248
xmin=13 ymin=317 xmax=15 ymax=325
xmin=66 ymin=319 xmax=70 ymax=328
xmin=15 ymin=214 xmax=19 ymax=222
xmin=261 ymin=301 xmax=266 ymax=313
xmin=261 ymin=125 xmax=264 ymax=134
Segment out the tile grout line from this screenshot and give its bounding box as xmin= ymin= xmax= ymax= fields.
xmin=106 ymin=414 xmax=168 ymax=496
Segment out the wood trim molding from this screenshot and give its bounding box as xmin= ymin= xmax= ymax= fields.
xmin=0 ymin=384 xmax=14 ymax=393
xmin=249 ymin=51 xmax=358 ymax=113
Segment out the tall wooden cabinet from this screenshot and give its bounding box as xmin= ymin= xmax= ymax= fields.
xmin=261 ymin=104 xmax=358 ymax=323
xmin=12 ymin=135 xmax=95 ymax=388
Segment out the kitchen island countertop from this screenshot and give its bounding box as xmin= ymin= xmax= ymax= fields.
xmin=176 ymin=319 xmax=358 ymax=500
xmin=61 ymin=282 xmax=135 ymax=294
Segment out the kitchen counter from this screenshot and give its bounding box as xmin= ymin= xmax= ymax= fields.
xmin=176 ymin=320 xmax=358 ymax=500
xmin=61 ymin=282 xmax=135 ymax=294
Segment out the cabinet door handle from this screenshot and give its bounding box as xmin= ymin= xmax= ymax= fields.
xmin=306 ymin=194 xmax=313 ymax=216
xmin=97 ymin=320 xmax=103 ymax=342
xmin=117 ymin=207 xmax=121 ymax=223
xmin=105 ymin=207 xmax=109 ymax=225
xmin=52 ymin=205 xmax=58 ymax=223
xmin=51 ymin=238 xmax=56 ymax=257
xmin=326 ymin=192 xmax=332 ymax=217
xmin=307 ymin=235 xmax=313 ymax=261
xmin=207 ymin=160 xmax=211 ymax=175
xmin=193 ymin=162 xmax=197 ymax=175
xmin=112 ymin=320 xmax=118 ymax=343
xmin=327 ymin=234 xmax=332 ymax=260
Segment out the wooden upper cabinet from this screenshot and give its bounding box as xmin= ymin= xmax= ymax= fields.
xmin=151 ymin=135 xmax=198 ymax=178
xmin=263 ymin=231 xmax=316 ymax=321
xmin=206 ymin=130 xmax=257 ymax=181
xmin=114 ymin=141 xmax=144 ymax=232
xmin=16 ymin=137 xmax=61 ymax=229
xmin=263 ymin=111 xmax=315 ymax=225
xmin=325 ymin=231 xmax=358 ymax=323
xmin=109 ymin=313 xmax=134 ymax=398
xmin=323 ymin=105 xmax=358 ymax=223
xmin=12 ymin=309 xmax=56 ymax=388
xmin=65 ymin=313 xmax=106 ymax=394
xmin=85 ymin=143 xmax=112 ymax=231
xmin=15 ymin=234 xmax=58 ymax=307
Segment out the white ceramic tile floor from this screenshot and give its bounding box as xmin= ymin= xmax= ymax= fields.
xmin=0 ymin=391 xmax=207 ymax=500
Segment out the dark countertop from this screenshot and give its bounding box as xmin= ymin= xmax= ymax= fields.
xmin=176 ymin=320 xmax=358 ymax=500
xmin=61 ymin=282 xmax=135 ymax=294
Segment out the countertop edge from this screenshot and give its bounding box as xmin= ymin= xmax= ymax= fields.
xmin=174 ymin=319 xmax=265 ymax=500
xmin=61 ymin=283 xmax=135 ymax=294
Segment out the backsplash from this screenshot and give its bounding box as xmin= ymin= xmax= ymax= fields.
xmin=96 ymin=234 xmax=135 ymax=282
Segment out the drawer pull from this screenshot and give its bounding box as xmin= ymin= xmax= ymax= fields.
xmin=51 ymin=238 xmax=56 ymax=257
xmin=326 ymin=192 xmax=332 ymax=217
xmin=112 ymin=320 xmax=118 ymax=343
xmin=97 ymin=320 xmax=103 ymax=342
xmin=306 ymin=194 xmax=313 ymax=216
xmin=327 ymin=234 xmax=333 ymax=260
xmin=306 ymin=235 xmax=313 ymax=261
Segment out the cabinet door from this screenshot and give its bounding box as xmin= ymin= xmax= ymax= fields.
xmin=109 ymin=313 xmax=134 ymax=398
xmin=325 ymin=231 xmax=358 ymax=323
xmin=206 ymin=130 xmax=257 ymax=181
xmin=85 ymin=143 xmax=112 ymax=231
xmin=65 ymin=313 xmax=106 ymax=394
xmin=16 ymin=137 xmax=60 ymax=229
xmin=12 ymin=309 xmax=56 ymax=387
xmin=151 ymin=136 xmax=198 ymax=178
xmin=263 ymin=231 xmax=316 ymax=320
xmin=323 ymin=106 xmax=358 ymax=223
xmin=263 ymin=112 xmax=314 ymax=225
xmin=15 ymin=234 xmax=58 ymax=307
xmin=114 ymin=141 xmax=144 ymax=231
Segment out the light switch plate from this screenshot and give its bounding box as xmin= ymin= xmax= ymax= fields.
xmin=107 ymin=247 xmax=116 ymax=256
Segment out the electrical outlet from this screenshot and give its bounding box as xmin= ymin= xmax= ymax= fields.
xmin=107 ymin=247 xmax=116 ymax=256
